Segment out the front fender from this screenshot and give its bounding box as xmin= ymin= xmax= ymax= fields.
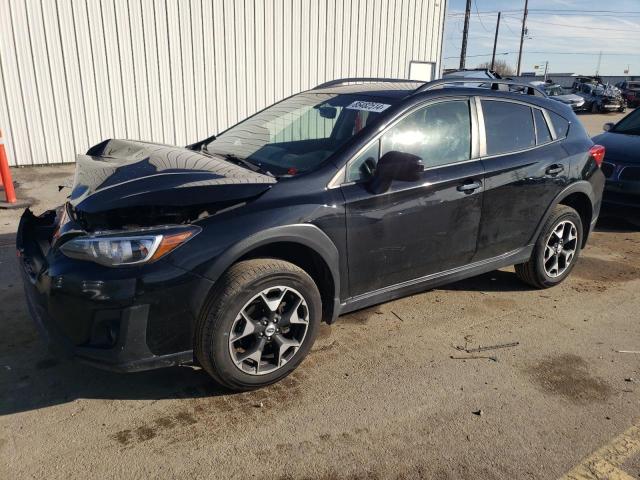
xmin=197 ymin=224 xmax=341 ymax=323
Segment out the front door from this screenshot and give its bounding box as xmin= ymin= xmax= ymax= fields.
xmin=340 ymin=99 xmax=484 ymax=298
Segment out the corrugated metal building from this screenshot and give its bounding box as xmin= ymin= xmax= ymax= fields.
xmin=0 ymin=0 xmax=446 ymax=167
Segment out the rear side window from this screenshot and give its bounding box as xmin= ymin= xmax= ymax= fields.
xmin=548 ymin=111 xmax=570 ymax=139
xmin=533 ymin=108 xmax=552 ymax=144
xmin=481 ymin=100 xmax=535 ymax=156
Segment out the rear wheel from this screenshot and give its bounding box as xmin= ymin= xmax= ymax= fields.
xmin=515 ymin=205 xmax=583 ymax=289
xmin=195 ymin=259 xmax=322 ymax=391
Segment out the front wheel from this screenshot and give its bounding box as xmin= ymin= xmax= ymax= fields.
xmin=195 ymin=259 xmax=322 ymax=391
xmin=591 ymin=102 xmax=599 ymax=114
xmin=515 ymin=205 xmax=583 ymax=289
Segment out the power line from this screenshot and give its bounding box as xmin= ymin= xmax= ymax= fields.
xmin=444 ymin=50 xmax=640 ymax=60
xmin=473 ymin=0 xmax=491 ymax=32
xmin=501 ymin=15 xmax=640 ymax=34
xmin=449 ymin=8 xmax=640 ymax=15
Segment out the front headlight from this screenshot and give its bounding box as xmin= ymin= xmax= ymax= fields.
xmin=60 ymin=226 xmax=200 ymax=267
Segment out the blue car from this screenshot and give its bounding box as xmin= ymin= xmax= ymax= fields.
xmin=593 ymin=108 xmax=640 ymax=225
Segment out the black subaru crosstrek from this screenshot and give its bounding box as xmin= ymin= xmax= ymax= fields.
xmin=17 ymin=78 xmax=605 ymax=391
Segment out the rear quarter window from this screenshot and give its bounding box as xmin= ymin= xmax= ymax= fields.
xmin=548 ymin=111 xmax=570 ymax=139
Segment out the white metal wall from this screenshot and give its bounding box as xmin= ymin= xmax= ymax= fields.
xmin=0 ymin=0 xmax=446 ymax=166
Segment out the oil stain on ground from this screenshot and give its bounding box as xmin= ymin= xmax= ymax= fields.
xmin=110 ymin=371 xmax=307 ymax=447
xmin=572 ymin=256 xmax=640 ymax=283
xmin=526 ymin=354 xmax=612 ymax=404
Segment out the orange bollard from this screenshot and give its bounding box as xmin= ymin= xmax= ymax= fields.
xmin=0 ymin=128 xmax=17 ymax=203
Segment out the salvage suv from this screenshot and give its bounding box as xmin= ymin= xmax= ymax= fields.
xmin=18 ymin=78 xmax=605 ymax=391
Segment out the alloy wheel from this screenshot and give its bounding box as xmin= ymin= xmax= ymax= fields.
xmin=228 ymin=286 xmax=310 ymax=375
xmin=543 ymin=220 xmax=578 ymax=278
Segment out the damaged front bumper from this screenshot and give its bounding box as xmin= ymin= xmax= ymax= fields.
xmin=16 ymin=209 xmax=212 ymax=372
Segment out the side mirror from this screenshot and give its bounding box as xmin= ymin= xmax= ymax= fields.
xmin=603 ymin=122 xmax=615 ymax=132
xmin=367 ymin=151 xmax=423 ymax=194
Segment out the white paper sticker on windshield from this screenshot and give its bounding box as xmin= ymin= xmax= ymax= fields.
xmin=346 ymin=101 xmax=391 ymax=113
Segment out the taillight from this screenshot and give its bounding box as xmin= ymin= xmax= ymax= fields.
xmin=589 ymin=144 xmax=605 ymax=167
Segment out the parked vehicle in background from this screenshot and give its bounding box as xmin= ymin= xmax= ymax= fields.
xmin=572 ymin=80 xmax=626 ymax=114
xmin=531 ymin=80 xmax=585 ymax=111
xmin=592 ymin=108 xmax=640 ymax=226
xmin=615 ymin=81 xmax=640 ymax=108
xmin=17 ymin=78 xmax=604 ymax=391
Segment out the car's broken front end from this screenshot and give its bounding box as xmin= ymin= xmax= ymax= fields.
xmin=16 ymin=139 xmax=276 ymax=371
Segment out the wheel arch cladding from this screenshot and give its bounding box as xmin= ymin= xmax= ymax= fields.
xmin=238 ymin=242 xmax=336 ymax=324
xmin=202 ymin=224 xmax=341 ymax=324
xmin=530 ymin=182 xmax=595 ymax=249
xmin=558 ymin=192 xmax=592 ymax=247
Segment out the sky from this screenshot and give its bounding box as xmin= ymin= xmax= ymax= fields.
xmin=443 ymin=0 xmax=640 ymax=76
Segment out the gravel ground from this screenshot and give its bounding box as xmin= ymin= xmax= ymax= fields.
xmin=1 ymin=111 xmax=639 ymax=479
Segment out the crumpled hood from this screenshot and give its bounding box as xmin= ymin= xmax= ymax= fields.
xmin=69 ymin=139 xmax=276 ymax=213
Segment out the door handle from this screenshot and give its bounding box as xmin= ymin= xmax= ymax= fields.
xmin=546 ymin=164 xmax=565 ymax=176
xmin=457 ymin=181 xmax=482 ymax=192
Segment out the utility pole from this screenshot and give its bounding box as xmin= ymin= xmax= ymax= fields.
xmin=595 ymin=51 xmax=602 ymax=77
xmin=459 ymin=0 xmax=472 ymax=69
xmin=543 ymin=61 xmax=549 ymax=81
xmin=516 ymin=0 xmax=529 ymax=76
xmin=490 ymin=12 xmax=502 ymax=72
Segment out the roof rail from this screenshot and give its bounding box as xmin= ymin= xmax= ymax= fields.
xmin=314 ymin=77 xmax=418 ymax=89
xmin=414 ymin=78 xmax=546 ymax=97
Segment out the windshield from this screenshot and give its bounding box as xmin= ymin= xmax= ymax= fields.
xmin=544 ymin=85 xmax=563 ymax=96
xmin=612 ymin=109 xmax=640 ymax=135
xmin=204 ymin=92 xmax=397 ymax=176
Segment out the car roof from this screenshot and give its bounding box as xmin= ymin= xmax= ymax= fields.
xmin=311 ymin=81 xmax=423 ymax=98
xmin=308 ymin=79 xmax=569 ymax=117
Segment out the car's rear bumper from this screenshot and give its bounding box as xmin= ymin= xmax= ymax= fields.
xmin=601 ymin=184 xmax=640 ymax=220
xmin=17 ymin=209 xmax=210 ymax=372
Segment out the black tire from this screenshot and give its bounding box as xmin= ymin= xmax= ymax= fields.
xmin=515 ymin=205 xmax=583 ymax=289
xmin=591 ymin=102 xmax=599 ymax=114
xmin=195 ymin=258 xmax=322 ymax=391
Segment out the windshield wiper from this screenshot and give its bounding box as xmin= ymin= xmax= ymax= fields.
xmin=204 ymin=150 xmax=273 ymax=177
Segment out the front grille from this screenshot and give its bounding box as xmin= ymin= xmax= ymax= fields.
xmin=601 ymin=162 xmax=615 ymax=178
xmin=620 ymin=166 xmax=640 ymax=182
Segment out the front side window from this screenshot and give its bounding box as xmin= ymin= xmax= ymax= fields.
xmin=347 ymin=100 xmax=472 ymax=182
xmin=481 ymin=100 xmax=535 ymax=156
xmin=205 ymin=92 xmax=397 ymax=176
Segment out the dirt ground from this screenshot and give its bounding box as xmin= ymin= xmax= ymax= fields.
xmin=1 ymin=111 xmax=639 ymax=479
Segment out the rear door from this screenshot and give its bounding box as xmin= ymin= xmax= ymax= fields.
xmin=340 ymin=98 xmax=485 ymax=297
xmin=474 ymin=98 xmax=572 ymax=260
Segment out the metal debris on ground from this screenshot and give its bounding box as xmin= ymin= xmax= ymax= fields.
xmin=456 ymin=341 xmax=520 ymax=353
xmin=449 ymin=355 xmax=498 ymax=362
xmin=616 ymin=350 xmax=640 ymax=354
xmin=472 ymin=409 xmax=484 ymax=416
xmin=391 ymin=311 xmax=403 ymax=321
